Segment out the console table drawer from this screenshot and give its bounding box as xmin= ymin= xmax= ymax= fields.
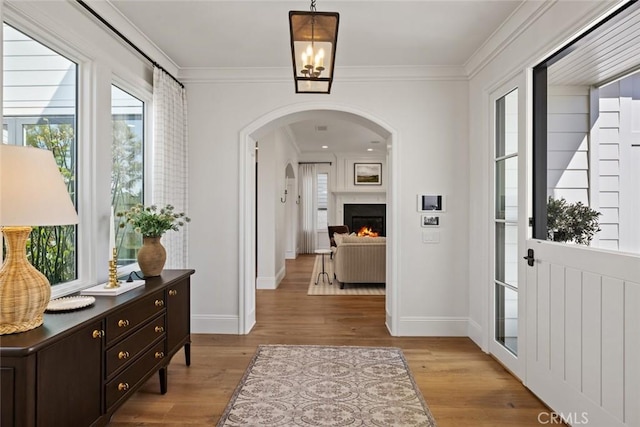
xmin=105 ymin=290 xmax=165 ymax=344
xmin=105 ymin=314 xmax=166 ymax=378
xmin=105 ymin=340 xmax=166 ymax=410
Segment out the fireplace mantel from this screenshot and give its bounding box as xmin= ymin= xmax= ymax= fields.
xmin=333 ymin=192 xmax=386 ymax=230
xmin=332 ymin=189 xmax=386 ymax=195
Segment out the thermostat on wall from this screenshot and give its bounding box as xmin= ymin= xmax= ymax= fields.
xmin=417 ymin=194 xmax=444 ymax=212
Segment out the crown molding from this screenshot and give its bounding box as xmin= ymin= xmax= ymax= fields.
xmin=465 ymin=0 xmax=626 ymax=80
xmin=178 ymin=65 xmax=468 ymax=84
xmin=464 ymin=0 xmax=554 ymax=79
xmin=82 ymin=0 xmax=180 ymax=76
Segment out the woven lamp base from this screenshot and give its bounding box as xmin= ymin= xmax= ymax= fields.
xmin=0 ymin=226 xmax=51 ymax=335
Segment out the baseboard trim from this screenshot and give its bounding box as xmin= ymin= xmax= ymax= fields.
xmin=192 ymin=314 xmax=477 ymax=337
xmin=467 ymin=318 xmax=485 ymax=351
xmin=191 ymin=314 xmax=239 ymax=334
xmin=256 ymin=266 xmax=287 ymax=290
xmin=256 ymin=276 xmax=277 ymax=289
xmin=397 ymin=316 xmax=469 ymax=336
xmin=276 ymin=265 xmax=286 ymax=287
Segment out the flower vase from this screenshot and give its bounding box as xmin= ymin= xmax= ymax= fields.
xmin=137 ymin=236 xmax=166 ymax=277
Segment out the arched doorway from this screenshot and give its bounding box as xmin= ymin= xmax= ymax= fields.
xmin=238 ymin=103 xmax=399 ymax=335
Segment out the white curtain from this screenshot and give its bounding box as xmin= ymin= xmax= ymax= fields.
xmin=299 ymin=164 xmax=317 ymax=253
xmin=152 ymin=67 xmax=189 ymax=268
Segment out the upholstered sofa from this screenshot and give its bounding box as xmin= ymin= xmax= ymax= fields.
xmin=332 ymin=234 xmax=386 ymax=289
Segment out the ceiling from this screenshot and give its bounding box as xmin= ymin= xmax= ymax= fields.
xmin=548 ymin=3 xmax=640 ymax=87
xmin=107 ymin=0 xmax=523 ymax=153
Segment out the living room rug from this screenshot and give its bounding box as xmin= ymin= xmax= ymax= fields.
xmin=217 ymin=345 xmax=437 ymax=427
xmin=307 ymin=255 xmax=385 ymax=296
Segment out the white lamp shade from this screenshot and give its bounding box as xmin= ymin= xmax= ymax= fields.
xmin=0 ymin=144 xmax=78 ymax=226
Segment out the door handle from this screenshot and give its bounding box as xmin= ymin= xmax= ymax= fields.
xmin=523 ymin=248 xmax=535 ymax=267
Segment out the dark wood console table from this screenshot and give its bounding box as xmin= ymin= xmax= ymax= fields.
xmin=0 ymin=269 xmax=195 ymax=427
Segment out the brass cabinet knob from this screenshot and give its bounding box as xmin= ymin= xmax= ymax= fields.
xmin=154 ymin=326 xmax=164 ymax=333
xmin=155 ymin=351 xmax=165 ymax=359
xmin=118 ymin=351 xmax=130 ymax=360
xmin=92 ymin=329 xmax=104 ymax=339
xmin=117 ymin=319 xmax=130 ymax=328
xmin=118 ymin=382 xmax=130 ymax=392
xmin=154 ymin=299 xmax=164 ymax=307
xmin=168 ymin=289 xmax=177 ymax=296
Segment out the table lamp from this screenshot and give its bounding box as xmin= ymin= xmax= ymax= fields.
xmin=0 ymin=144 xmax=79 ymax=335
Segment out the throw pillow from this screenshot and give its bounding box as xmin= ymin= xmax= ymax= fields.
xmin=333 ymin=232 xmax=348 ymax=246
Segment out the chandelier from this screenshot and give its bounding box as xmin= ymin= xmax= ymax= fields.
xmin=289 ymin=0 xmax=339 ymax=94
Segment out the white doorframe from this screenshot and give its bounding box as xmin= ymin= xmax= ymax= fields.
xmin=237 ymin=102 xmax=399 ymax=335
xmin=488 ymin=72 xmax=528 ymax=378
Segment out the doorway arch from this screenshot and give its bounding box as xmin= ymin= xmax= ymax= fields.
xmin=238 ymin=102 xmax=399 ymax=335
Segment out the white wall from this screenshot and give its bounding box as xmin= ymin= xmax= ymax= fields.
xmin=256 ymin=127 xmax=298 ymax=289
xmin=467 ymin=0 xmax=618 ymax=349
xmin=256 ymin=133 xmax=276 ymax=289
xmin=187 ymin=79 xmax=470 ymax=335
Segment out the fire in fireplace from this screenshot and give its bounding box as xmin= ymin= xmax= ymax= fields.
xmin=344 ymin=204 xmax=386 ymax=237
xmin=356 ymin=226 xmax=379 ymax=237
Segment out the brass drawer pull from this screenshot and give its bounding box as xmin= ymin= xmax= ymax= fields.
xmin=118 ymin=319 xmax=130 ymax=328
xmin=118 ymin=351 xmax=130 ymax=360
xmin=155 ymin=351 xmax=165 ymax=359
xmin=92 ymin=329 xmax=104 ymax=339
xmin=118 ymin=382 xmax=130 ymax=392
xmin=168 ymin=289 xmax=177 ymax=296
xmin=154 ymin=299 xmax=164 ymax=307
xmin=155 ymin=326 xmax=164 ymax=333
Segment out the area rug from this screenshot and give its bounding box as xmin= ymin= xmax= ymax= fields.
xmin=217 ymin=345 xmax=436 ymax=427
xmin=307 ymin=255 xmax=385 ymax=296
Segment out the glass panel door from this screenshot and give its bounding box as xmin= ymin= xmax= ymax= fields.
xmin=495 ymin=89 xmax=519 ymax=356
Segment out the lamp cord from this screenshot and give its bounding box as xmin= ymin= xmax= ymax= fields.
xmin=310 ymin=0 xmax=316 ymax=12
xmin=126 ymin=271 xmax=144 ymax=282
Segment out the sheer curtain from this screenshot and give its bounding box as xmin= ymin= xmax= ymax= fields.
xmin=152 ymin=67 xmax=189 ymax=268
xmin=299 ymin=164 xmax=317 ymax=253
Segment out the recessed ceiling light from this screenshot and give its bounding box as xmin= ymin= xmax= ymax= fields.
xmin=322 ymin=145 xmax=329 ymax=149
xmin=367 ymin=148 xmax=373 ymax=152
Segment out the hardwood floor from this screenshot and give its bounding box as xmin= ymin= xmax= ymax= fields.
xmin=110 ymin=254 xmax=561 ymax=426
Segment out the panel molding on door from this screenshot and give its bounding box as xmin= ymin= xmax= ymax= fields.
xmin=525 ymin=239 xmax=640 ymax=427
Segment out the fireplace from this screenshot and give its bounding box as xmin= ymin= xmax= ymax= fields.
xmin=344 ymin=204 xmax=386 ymax=237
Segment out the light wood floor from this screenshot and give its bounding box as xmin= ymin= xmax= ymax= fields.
xmin=110 ymin=254 xmax=561 ymax=426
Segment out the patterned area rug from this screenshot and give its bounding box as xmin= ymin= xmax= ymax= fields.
xmin=307 ymin=255 xmax=385 ymax=296
xmin=217 ymin=345 xmax=437 ymax=427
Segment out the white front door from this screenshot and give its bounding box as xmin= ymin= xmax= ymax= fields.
xmin=524 ymin=7 xmax=640 ymax=420
xmin=525 ymin=239 xmax=640 ymax=426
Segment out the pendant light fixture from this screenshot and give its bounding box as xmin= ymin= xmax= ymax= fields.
xmin=289 ymin=0 xmax=339 ymax=94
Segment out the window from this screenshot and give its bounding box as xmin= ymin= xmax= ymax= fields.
xmin=494 ymin=88 xmax=519 ymax=356
xmin=111 ymin=85 xmax=144 ymax=266
xmin=2 ymin=22 xmax=78 ymax=285
xmin=533 ymin=1 xmax=640 ymax=254
xmin=317 ymin=173 xmax=328 ymax=230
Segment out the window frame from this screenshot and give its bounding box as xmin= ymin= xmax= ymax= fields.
xmin=316 ymin=171 xmax=328 ymax=232
xmin=110 ymin=78 xmax=152 ymax=277
xmin=3 ymin=11 xmax=154 ymax=298
xmin=3 ymin=20 xmax=82 ymax=296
